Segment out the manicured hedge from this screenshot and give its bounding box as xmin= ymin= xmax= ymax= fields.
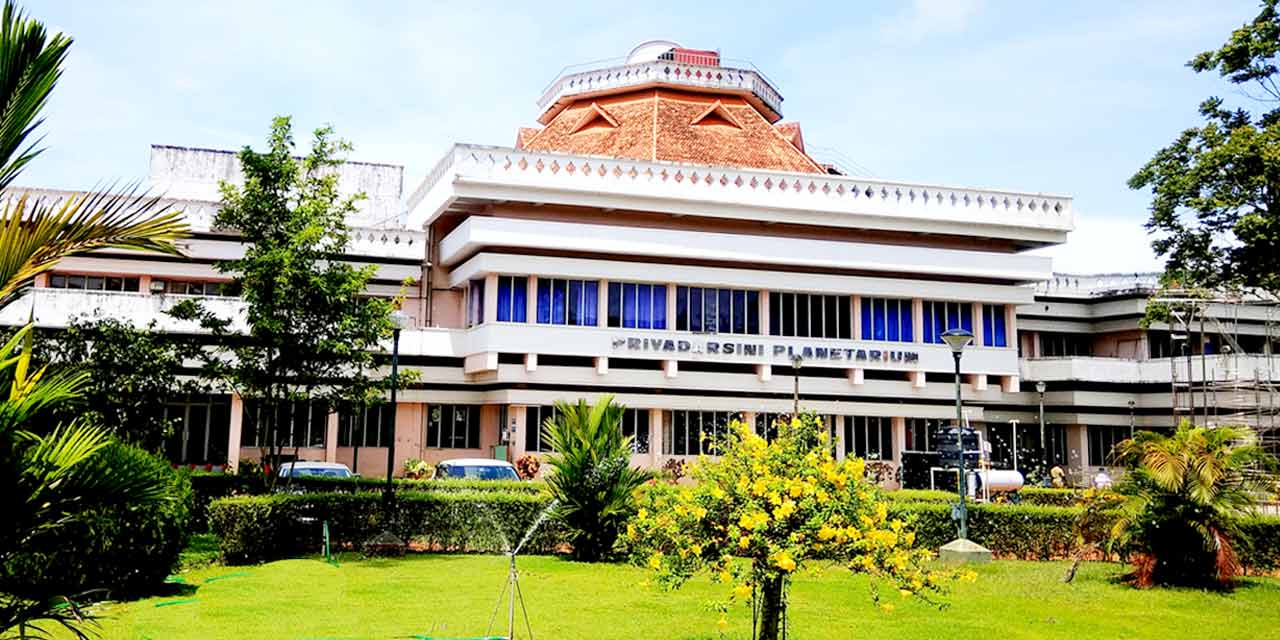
xmin=889 ymin=502 xmax=1080 ymax=560
xmin=1016 ymin=488 xmax=1084 ymax=507
xmin=209 ymin=490 xmax=562 ymax=565
xmin=1239 ymin=516 xmax=1280 ymax=574
xmin=882 ymin=489 xmax=955 ymax=503
xmin=189 ymin=472 xmax=547 ymax=531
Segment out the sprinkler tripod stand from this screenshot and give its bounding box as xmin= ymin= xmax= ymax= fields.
xmin=486 ymin=552 xmax=534 ymax=640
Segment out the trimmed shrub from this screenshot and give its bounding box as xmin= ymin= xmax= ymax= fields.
xmin=1238 ymin=516 xmax=1280 ymax=574
xmin=1018 ymin=487 xmax=1084 ymax=507
xmin=883 ymin=489 xmax=955 ymax=503
xmin=4 ymin=443 xmax=193 ymax=598
xmin=210 ymin=490 xmax=562 ymax=565
xmin=890 ymin=502 xmax=1083 ymax=560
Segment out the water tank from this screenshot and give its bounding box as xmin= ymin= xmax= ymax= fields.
xmin=975 ymin=469 xmax=1024 ymax=493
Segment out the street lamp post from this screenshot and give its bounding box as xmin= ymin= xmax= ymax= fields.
xmin=792 ymin=354 xmax=803 ymax=416
xmin=1128 ymin=399 xmax=1136 ymax=438
xmin=1036 ymin=380 xmax=1047 ymax=476
xmin=383 ymin=310 xmax=409 ymax=513
xmin=940 ymin=328 xmax=974 ymax=539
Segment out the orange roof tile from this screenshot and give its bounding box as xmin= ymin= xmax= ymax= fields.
xmin=515 ymin=127 xmax=542 ymax=149
xmin=519 ymin=89 xmax=823 ymax=174
xmin=774 ymin=122 xmax=805 ymax=153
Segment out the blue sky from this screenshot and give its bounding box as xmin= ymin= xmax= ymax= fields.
xmin=23 ymin=0 xmax=1264 ymax=273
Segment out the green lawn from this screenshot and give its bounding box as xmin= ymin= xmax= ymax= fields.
xmin=75 ymin=555 xmax=1280 ymax=640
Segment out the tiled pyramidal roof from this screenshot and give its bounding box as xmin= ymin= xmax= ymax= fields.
xmin=518 ymin=46 xmax=826 ymax=174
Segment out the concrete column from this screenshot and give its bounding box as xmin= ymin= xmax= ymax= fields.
xmin=598 ymin=279 xmax=610 ymax=327
xmin=510 ymin=405 xmax=528 ymax=462
xmin=968 ymin=374 xmax=988 ymax=391
xmin=1066 ymin=423 xmax=1088 ymax=482
xmin=663 ymin=359 xmax=678 ymax=379
xmin=667 ymin=283 xmax=678 ymax=330
xmin=760 ymin=289 xmax=771 ymax=335
xmin=757 ymin=364 xmax=772 ymax=382
xmin=325 ymin=410 xmax=339 ymax=463
xmin=594 ymin=356 xmax=609 ymax=375
xmin=973 ymin=302 xmax=985 ymax=346
xmin=1002 ymin=375 xmax=1021 ymax=393
xmin=524 ymin=353 xmax=538 ymax=372
xmin=892 ymin=416 xmax=908 ymax=465
xmin=525 ymin=276 xmax=538 ymax=323
xmin=226 ymin=393 xmax=244 ymax=472
xmin=483 ymin=273 xmax=498 ymax=323
xmin=848 ymin=368 xmax=864 ymax=385
xmin=1004 ymin=303 xmax=1017 ymax=350
xmin=851 ymin=295 xmax=862 ymax=340
xmin=835 ymin=415 xmax=847 ymax=460
xmin=909 ymin=370 xmax=926 ymax=389
xmin=649 ymin=409 xmax=665 ymax=465
xmin=913 ymin=298 xmax=924 ymax=344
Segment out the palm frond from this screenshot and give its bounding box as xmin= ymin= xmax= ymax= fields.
xmin=0 ymin=0 xmax=71 ymax=191
xmin=0 ymin=186 xmax=188 ymax=308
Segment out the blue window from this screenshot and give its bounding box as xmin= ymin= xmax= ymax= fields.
xmin=496 ymin=276 xmax=527 ymax=322
xmin=676 ymin=286 xmax=759 ymax=334
xmin=922 ymin=301 xmax=974 ymax=344
xmin=769 ymin=292 xmax=849 ymax=339
xmin=607 ymin=282 xmax=667 ymax=329
xmin=861 ymin=298 xmax=913 ymax=342
xmin=982 ymin=304 xmax=1008 ymax=347
xmin=536 ymin=278 xmax=598 ymax=326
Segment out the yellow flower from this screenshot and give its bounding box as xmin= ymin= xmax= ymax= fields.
xmin=638 ymin=508 xmax=648 ymax=521
xmin=817 ymin=524 xmax=838 ymax=541
xmin=773 ymin=499 xmax=796 ymax=519
xmin=648 ymin=553 xmax=663 ymax=569
xmin=717 ymin=616 xmax=729 ymax=632
xmin=788 ymin=483 xmax=803 ymax=498
xmin=816 ymin=489 xmax=830 ymax=504
xmin=719 ymin=570 xmax=732 ymax=583
xmin=739 ymin=535 xmax=751 ymax=549
xmin=693 ymin=506 xmax=708 ymax=519
xmin=899 ymin=589 xmax=913 ymax=598
xmin=773 ymin=551 xmax=797 ymax=572
xmin=733 ymin=583 xmax=753 ymax=600
xmin=626 ymin=524 xmax=636 ymax=539
xmin=752 ymin=478 xmax=768 ymax=495
xmin=712 ymin=486 xmax=726 ymax=499
xmin=880 ymin=602 xmax=895 ymax=614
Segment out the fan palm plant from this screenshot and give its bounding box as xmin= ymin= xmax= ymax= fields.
xmin=1108 ymin=422 xmax=1277 ymax=588
xmin=543 ymin=396 xmax=653 ymax=562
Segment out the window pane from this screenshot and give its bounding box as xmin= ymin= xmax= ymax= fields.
xmin=512 ymin=277 xmax=527 ymax=322
xmin=769 ymin=292 xmax=781 ymax=336
xmin=676 ymin=286 xmax=688 ymax=331
xmin=823 ymin=295 xmax=837 ymax=339
xmin=780 ymin=293 xmax=794 ymax=337
xmin=623 ymin=283 xmax=637 ymax=328
xmin=608 ymin=282 xmax=622 ymax=327
xmin=106 ymin=276 xmax=123 ymax=291
xmin=637 ymin=284 xmax=651 ymax=329
xmin=653 ymin=285 xmax=667 ymax=330
xmin=838 ymin=297 xmax=851 ymax=339
xmin=690 ymin=288 xmax=703 ymax=332
xmin=717 ymin=289 xmax=731 ymax=333
xmin=747 ymin=291 xmax=759 ymax=335
xmin=901 ymin=301 xmax=913 ymax=342
xmin=796 ymin=294 xmax=809 ymax=338
xmin=568 ymin=280 xmax=582 ymax=325
xmin=809 ymin=295 xmax=823 ymax=338
xmin=732 ymin=290 xmax=746 ymax=334
xmin=497 ymin=277 xmax=512 ymax=322
xmin=860 ymin=298 xmax=872 ymax=340
xmin=536 ymin=279 xmax=551 ymax=323
xmin=551 ymin=279 xmax=567 ymax=324
xmin=67 ymin=275 xmax=84 ymax=289
xmin=583 ymin=281 xmax=598 ymax=326
xmin=50 ymin=274 xmax=66 ymax=288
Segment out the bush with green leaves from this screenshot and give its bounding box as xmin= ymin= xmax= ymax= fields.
xmin=209 ymin=490 xmax=562 ymax=564
xmin=3 ymin=442 xmax=192 ymax=599
xmin=542 ymin=396 xmax=652 ymax=562
xmin=1108 ymin=422 xmax=1278 ymax=587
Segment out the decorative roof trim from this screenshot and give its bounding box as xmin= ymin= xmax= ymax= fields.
xmin=569 ymin=102 xmax=620 ymax=134
xmin=689 ymin=100 xmax=743 ymax=129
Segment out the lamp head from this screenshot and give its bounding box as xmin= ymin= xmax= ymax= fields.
xmin=1035 ymin=381 xmax=1047 ymax=394
xmin=940 ymin=328 xmax=974 ymax=354
xmin=390 ymin=310 xmax=410 ymax=331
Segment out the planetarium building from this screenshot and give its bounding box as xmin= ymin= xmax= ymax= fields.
xmin=6 ymin=42 xmax=1278 ymax=488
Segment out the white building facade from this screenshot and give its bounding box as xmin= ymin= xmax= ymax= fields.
xmin=6 ymin=42 xmax=1277 ymax=487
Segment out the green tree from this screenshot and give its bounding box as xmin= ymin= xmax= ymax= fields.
xmin=542 ymin=396 xmax=652 ymax=562
xmin=1129 ymin=0 xmax=1280 ymax=295
xmin=171 ymin=117 xmax=408 ymax=487
xmin=38 ymin=318 xmax=202 ymax=452
xmin=627 ymin=415 xmax=960 ymax=640
xmin=1108 ymin=422 xmax=1277 ymax=588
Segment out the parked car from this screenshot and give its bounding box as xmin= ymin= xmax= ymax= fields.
xmin=277 ymin=461 xmax=356 ymax=479
xmin=435 ymin=458 xmax=520 ymax=481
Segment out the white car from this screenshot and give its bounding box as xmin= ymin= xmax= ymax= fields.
xmin=435 ymin=458 xmax=520 ymax=481
xmin=277 ymin=461 xmax=356 ymax=479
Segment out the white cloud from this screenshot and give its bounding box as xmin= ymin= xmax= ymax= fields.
xmin=1030 ymin=211 xmax=1162 ymax=275
xmin=881 ymin=0 xmax=985 ymax=42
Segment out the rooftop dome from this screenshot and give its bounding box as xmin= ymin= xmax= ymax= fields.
xmin=625 ymin=39 xmax=682 ymax=64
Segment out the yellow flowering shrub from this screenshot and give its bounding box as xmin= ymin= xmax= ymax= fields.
xmin=626 ymin=414 xmax=959 ymax=639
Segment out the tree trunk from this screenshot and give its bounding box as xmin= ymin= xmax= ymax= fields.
xmin=757 ymin=575 xmax=785 ymax=640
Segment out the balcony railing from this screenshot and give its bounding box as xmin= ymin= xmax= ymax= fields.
xmin=537 ymin=58 xmax=784 ymax=122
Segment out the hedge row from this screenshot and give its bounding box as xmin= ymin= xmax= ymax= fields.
xmin=209 ymin=490 xmax=562 ymax=565
xmin=889 ymin=501 xmax=1280 ymax=569
xmin=189 ymin=472 xmax=546 ymax=531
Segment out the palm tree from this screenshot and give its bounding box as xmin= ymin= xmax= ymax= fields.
xmin=543 ymin=396 xmax=652 ymax=562
xmin=0 ymin=1 xmax=188 ymax=636
xmin=1108 ymin=422 xmax=1277 ymax=587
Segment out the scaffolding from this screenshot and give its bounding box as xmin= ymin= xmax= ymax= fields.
xmin=1154 ymin=290 xmax=1280 ymax=452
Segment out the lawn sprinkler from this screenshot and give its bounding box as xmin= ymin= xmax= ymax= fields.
xmin=484 ymin=499 xmax=558 ymax=640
